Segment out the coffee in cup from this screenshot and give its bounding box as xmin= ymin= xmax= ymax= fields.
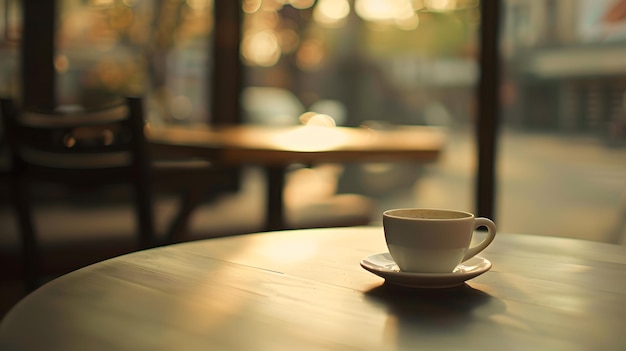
xmin=383 ymin=208 xmax=496 ymax=273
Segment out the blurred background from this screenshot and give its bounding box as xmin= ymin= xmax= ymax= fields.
xmin=1 ymin=0 xmax=625 ymax=247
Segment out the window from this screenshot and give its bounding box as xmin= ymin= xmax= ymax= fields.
xmin=14 ymin=0 xmax=215 ymax=125
xmin=241 ymin=0 xmax=481 ymax=216
xmin=9 ymin=0 xmax=624 ymax=243
xmin=499 ymin=0 xmax=626 ymax=243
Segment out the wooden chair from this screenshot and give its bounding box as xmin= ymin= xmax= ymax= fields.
xmin=0 ymin=97 xmax=230 ymax=290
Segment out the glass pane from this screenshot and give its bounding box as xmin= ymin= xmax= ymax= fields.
xmin=500 ymin=0 xmax=626 ymax=243
xmin=56 ymin=0 xmax=213 ymax=125
xmin=242 ymin=0 xmax=481 ymax=216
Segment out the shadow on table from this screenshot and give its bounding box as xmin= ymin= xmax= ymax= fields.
xmin=364 ymin=283 xmax=507 ymax=346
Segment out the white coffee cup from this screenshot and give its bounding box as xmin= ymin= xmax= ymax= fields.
xmin=383 ymin=208 xmax=496 ymax=273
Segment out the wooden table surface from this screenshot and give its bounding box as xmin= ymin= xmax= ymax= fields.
xmin=1 ymin=227 xmax=624 ymax=350
xmin=148 ymin=125 xmax=446 ymax=230
xmin=148 ymin=124 xmax=445 ymax=165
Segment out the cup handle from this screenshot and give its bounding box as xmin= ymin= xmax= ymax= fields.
xmin=462 ymin=217 xmax=496 ymax=262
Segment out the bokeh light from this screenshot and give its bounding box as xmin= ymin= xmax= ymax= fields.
xmin=313 ymin=0 xmax=350 ymax=27
xmin=170 ymin=95 xmax=194 ymax=121
xmin=428 ymin=0 xmax=480 ymax=11
xmin=288 ymin=0 xmax=316 ymax=10
xmin=355 ymin=0 xmax=416 ymax=25
xmin=242 ymin=29 xmax=282 ymax=67
xmin=425 ymin=0 xmax=456 ymax=12
xmin=296 ymin=38 xmax=325 ymax=70
xmin=54 ymin=55 xmax=70 ymax=73
xmin=299 ymin=112 xmax=337 ymax=127
xmin=243 ymin=0 xmax=262 ymax=14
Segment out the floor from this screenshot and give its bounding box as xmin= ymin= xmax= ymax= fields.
xmin=2 ymin=129 xmax=625 ymax=319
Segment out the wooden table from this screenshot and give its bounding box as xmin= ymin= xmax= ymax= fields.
xmin=148 ymin=125 xmax=445 ymax=231
xmin=1 ymin=227 xmax=624 ymax=350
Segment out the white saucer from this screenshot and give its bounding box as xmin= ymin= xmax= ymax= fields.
xmin=360 ymin=253 xmax=492 ymax=289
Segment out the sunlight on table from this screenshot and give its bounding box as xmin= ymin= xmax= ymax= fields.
xmin=270 ymin=114 xmax=349 ymax=151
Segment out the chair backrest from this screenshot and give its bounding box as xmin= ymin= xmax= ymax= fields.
xmin=0 ymin=97 xmax=149 ymax=176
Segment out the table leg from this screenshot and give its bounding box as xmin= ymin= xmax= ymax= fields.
xmin=265 ymin=166 xmax=287 ymax=231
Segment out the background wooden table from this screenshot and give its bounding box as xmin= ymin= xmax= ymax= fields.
xmin=149 ymin=125 xmax=445 ymax=230
xmin=1 ymin=226 xmax=624 ymax=350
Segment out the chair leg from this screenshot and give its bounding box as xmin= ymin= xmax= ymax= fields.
xmin=12 ymin=177 xmax=41 ymax=292
xmin=165 ymin=189 xmax=206 ymax=244
xmin=133 ymin=180 xmax=155 ymax=249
